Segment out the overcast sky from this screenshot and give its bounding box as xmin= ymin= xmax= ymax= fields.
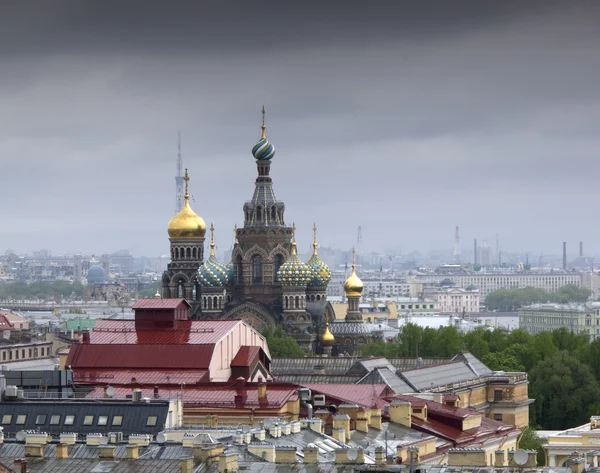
xmin=1 ymin=1 xmax=599 ymax=258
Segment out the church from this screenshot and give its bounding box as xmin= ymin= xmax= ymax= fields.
xmin=161 ymin=108 xmax=379 ymax=354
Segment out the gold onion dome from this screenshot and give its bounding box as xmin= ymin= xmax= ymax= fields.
xmin=307 ymin=224 xmax=331 ymax=287
xmin=251 ymin=106 xmax=276 ymax=161
xmin=277 ymin=237 xmax=312 ymax=287
xmin=167 ymin=169 xmax=206 ymax=239
xmin=198 ymin=224 xmax=229 ymax=287
xmin=344 ymin=249 xmax=363 ymax=297
xmin=321 ymin=322 xmax=335 ymax=346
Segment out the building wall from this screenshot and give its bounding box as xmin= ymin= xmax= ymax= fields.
xmin=0 ymin=341 xmax=53 ymax=364
xmin=209 ymin=322 xmax=270 ymax=381
xmin=436 ymin=288 xmax=480 ymax=313
xmin=520 ymin=303 xmax=600 ymax=339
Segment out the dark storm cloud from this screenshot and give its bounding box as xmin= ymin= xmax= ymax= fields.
xmin=0 ymin=1 xmax=599 ymax=257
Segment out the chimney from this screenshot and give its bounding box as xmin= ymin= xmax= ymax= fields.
xmin=24 ymin=445 xmax=44 ymax=458
xmin=375 ymin=446 xmax=385 ymax=465
xmin=495 ymin=450 xmax=505 ymax=466
xmin=580 ymin=241 xmax=584 ymax=257
xmin=82 ymin=330 xmax=90 ymax=344
xmin=258 ymin=378 xmax=267 ymax=406
xmin=14 ymin=459 xmax=27 ymax=473
xmin=313 ymin=364 xmax=326 ymax=375
xmin=563 ymin=242 xmax=567 ymax=270
xmin=180 ymin=458 xmax=194 ymax=473
xmin=99 ymin=446 xmax=116 ymax=459
xmin=474 ymin=239 xmax=478 ymax=265
xmin=56 ymin=444 xmax=68 ymax=459
xmin=219 ymin=452 xmax=239 ymax=473
xmin=234 ymin=377 xmax=247 ymax=407
xmin=126 ymin=445 xmax=139 ymax=459
xmin=303 ymin=446 xmax=319 ymax=464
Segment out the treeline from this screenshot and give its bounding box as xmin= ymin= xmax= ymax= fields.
xmin=0 ymin=280 xmax=85 ymax=300
xmin=485 ymin=285 xmax=591 ymax=311
xmin=361 ymin=323 xmax=600 ymax=431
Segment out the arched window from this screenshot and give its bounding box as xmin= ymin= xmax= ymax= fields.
xmin=252 ymin=255 xmax=263 ymax=284
xmin=236 ymin=255 xmax=243 ymax=284
xmin=177 ymin=280 xmax=185 ymax=298
xmin=295 ymin=295 xmax=300 ymax=309
xmin=213 ymin=296 xmax=218 ymax=309
xmin=271 ymin=206 xmax=276 ymax=221
xmin=186 ymin=248 xmax=191 ymax=259
xmin=285 ymin=296 xmax=288 ymax=309
xmin=274 ymin=254 xmax=284 ymax=280
xmin=175 ymin=248 xmax=179 ymax=259
xmin=256 ymin=206 xmax=262 ymax=222
xmin=192 ymin=247 xmax=197 ymax=259
xmin=192 ymin=283 xmax=197 ymax=300
xmin=316 ymin=294 xmax=321 ymax=301
xmin=208 ymin=297 xmax=212 ymax=309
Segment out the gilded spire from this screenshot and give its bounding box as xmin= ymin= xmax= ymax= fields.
xmin=352 ymin=246 xmax=356 ymax=268
xmin=291 ymin=222 xmax=297 ymax=255
xmin=312 ymin=223 xmax=318 ymax=255
xmin=209 ymin=223 xmax=215 ymax=256
xmin=183 ymin=168 xmax=190 ymax=200
xmin=261 ymin=105 xmax=266 ymax=139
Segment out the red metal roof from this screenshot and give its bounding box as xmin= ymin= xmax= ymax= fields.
xmin=86 ymin=319 xmax=241 ymax=344
xmin=67 ymin=344 xmax=215 ymax=370
xmin=85 ymin=383 xmax=299 ymax=409
xmin=132 ymin=298 xmax=190 ymax=310
xmin=231 ymin=346 xmax=261 ymax=367
xmin=0 ymin=314 xmax=15 ymax=331
xmin=301 ymin=383 xmax=393 ymax=409
xmin=72 ymin=369 xmax=209 ymax=385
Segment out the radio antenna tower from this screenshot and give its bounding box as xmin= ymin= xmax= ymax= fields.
xmin=453 ymin=225 xmax=460 ymax=263
xmin=175 ymin=131 xmax=184 ymax=213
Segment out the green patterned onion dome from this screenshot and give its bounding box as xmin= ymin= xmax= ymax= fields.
xmin=307 ymin=244 xmax=331 ymax=287
xmin=198 ymin=242 xmax=229 ymax=287
xmin=277 ymin=242 xmax=311 ymax=287
xmin=252 ymin=136 xmax=275 ymax=161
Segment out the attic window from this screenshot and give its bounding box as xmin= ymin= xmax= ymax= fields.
xmin=413 ymin=408 xmax=422 ymax=413
xmin=83 ymin=415 xmax=94 ymax=426
xmin=50 ymin=415 xmax=61 ymax=425
xmin=64 ymin=415 xmax=75 ymax=426
xmin=35 ymin=415 xmax=46 ymax=425
xmin=2 ymin=415 xmax=12 ymax=424
xmin=98 ymin=416 xmax=108 ymax=426
xmin=147 ymin=416 xmax=158 ymax=426
xmin=16 ymin=415 xmax=26 ymax=425
xmin=112 ymin=416 xmax=123 ymax=426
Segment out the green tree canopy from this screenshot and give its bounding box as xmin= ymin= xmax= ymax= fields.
xmin=261 ymin=326 xmax=306 ymax=357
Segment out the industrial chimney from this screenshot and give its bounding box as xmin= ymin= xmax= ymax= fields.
xmin=563 ymin=242 xmax=567 ymax=270
xmin=580 ymin=241 xmax=583 ymax=257
xmin=474 ymin=239 xmax=478 ymax=265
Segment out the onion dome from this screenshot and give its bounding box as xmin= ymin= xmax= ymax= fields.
xmin=277 ymin=240 xmax=312 ymax=287
xmin=251 ymin=106 xmax=276 ymax=161
xmin=198 ymin=224 xmax=229 ymax=287
xmin=307 ymin=224 xmax=331 ymax=287
xmin=344 ymin=248 xmax=363 ymax=297
xmin=168 ymin=169 xmax=206 ymax=239
xmin=154 ymin=290 xmax=161 ymax=298
xmin=321 ymin=322 xmax=335 ymax=346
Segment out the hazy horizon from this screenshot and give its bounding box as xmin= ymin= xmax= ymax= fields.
xmin=1 ymin=1 xmax=599 ymax=256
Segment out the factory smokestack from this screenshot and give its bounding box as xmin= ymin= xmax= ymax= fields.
xmin=580 ymin=241 xmax=583 ymax=257
xmin=563 ymin=242 xmax=567 ymax=270
xmin=474 ymin=239 xmax=478 ymax=265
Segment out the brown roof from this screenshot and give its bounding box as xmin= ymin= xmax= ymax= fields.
xmin=132 ymin=298 xmax=190 ymax=310
xmin=231 ymin=346 xmax=261 ymax=367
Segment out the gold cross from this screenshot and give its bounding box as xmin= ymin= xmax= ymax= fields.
xmin=261 ymin=105 xmax=266 ymax=139
xmin=183 ymin=168 xmax=190 ymax=196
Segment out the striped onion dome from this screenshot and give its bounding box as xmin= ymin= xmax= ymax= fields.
xmin=277 ymin=241 xmax=311 ymax=287
xmin=252 ymin=106 xmax=276 ymax=161
xmin=198 ymin=225 xmax=229 ymax=287
xmin=306 ymin=227 xmax=331 ymax=287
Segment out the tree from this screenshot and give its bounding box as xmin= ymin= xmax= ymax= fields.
xmin=261 ymin=326 xmax=305 ymax=357
xmin=431 ymin=326 xmax=463 ymax=357
xmin=398 ymin=323 xmax=424 ymax=357
xmin=529 ymin=351 xmax=600 ymax=429
xmin=552 ymin=285 xmax=591 ymax=303
xmin=463 ymin=327 xmax=490 ymax=359
xmin=482 ymin=350 xmax=525 ymax=372
xmin=518 ymin=428 xmax=545 ymax=465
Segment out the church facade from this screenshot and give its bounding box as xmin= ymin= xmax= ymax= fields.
xmin=162 ymin=109 xmax=378 ymax=354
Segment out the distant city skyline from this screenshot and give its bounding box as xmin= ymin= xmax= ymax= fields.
xmin=1 ymin=2 xmax=599 ymax=255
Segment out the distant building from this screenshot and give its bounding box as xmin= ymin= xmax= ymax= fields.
xmin=520 ymin=302 xmax=600 ymax=339
xmin=543 ymin=416 xmax=600 ymax=466
xmin=436 ymin=287 xmax=480 ymax=314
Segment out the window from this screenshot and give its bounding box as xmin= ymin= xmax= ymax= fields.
xmin=16 ymin=415 xmax=27 ymax=425
xmin=146 ymin=416 xmax=158 ymax=426
xmin=252 ymin=255 xmax=263 ymax=284
xmin=64 ymin=415 xmax=75 ymax=426
xmin=50 ymin=415 xmax=61 ymax=425
xmin=15 ymin=350 xmax=18 ymax=360
xmin=2 ymin=415 xmax=12 ymax=424
xmin=273 ymin=254 xmax=284 ymax=280
xmin=83 ymin=415 xmax=94 ymax=426
xmin=494 ymin=413 xmax=503 ymax=422
xmin=2 ymin=352 xmax=4 ymax=361
xmin=236 ymin=255 xmax=243 ymax=284
xmin=98 ymin=416 xmax=108 ymax=426
xmin=112 ymin=416 xmax=123 ymax=426
xmin=494 ymin=390 xmax=503 ymax=401
xmin=21 ymin=349 xmax=25 ymax=358
xmin=35 ymin=415 xmax=46 ymax=425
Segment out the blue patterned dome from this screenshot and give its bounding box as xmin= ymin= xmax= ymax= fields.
xmin=198 ymin=225 xmax=229 ymax=287
xmin=277 ymin=242 xmax=312 ymax=287
xmin=307 ymin=249 xmax=331 ymax=287
xmin=306 ymin=225 xmax=331 ymax=287
xmin=251 ymin=107 xmax=276 ymax=161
